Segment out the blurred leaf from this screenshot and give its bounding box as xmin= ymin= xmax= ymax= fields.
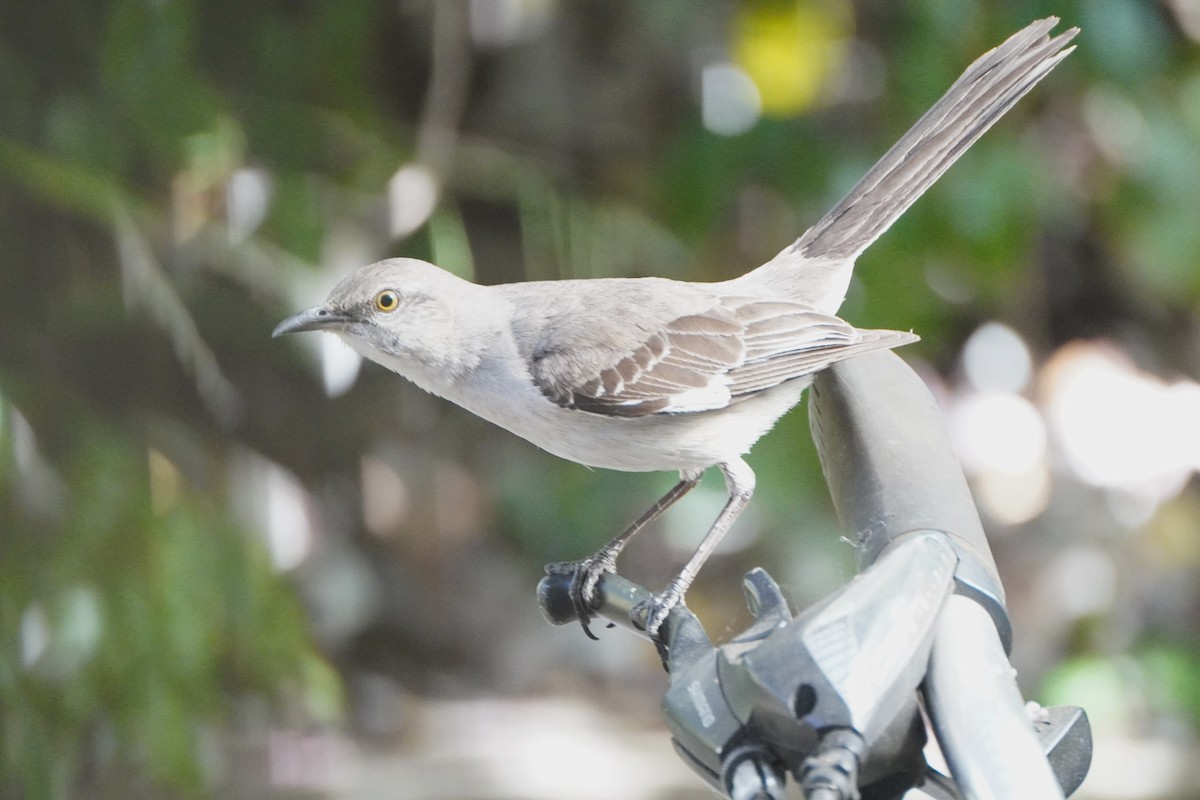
xmin=1077 ymin=0 xmax=1171 ymax=85
xmin=101 ymin=0 xmax=223 ymax=164
xmin=1139 ymin=643 xmax=1200 ymax=727
xmin=1040 ymin=642 xmax=1200 ymax=733
xmin=262 ymin=170 xmax=325 ymax=263
xmin=0 ymin=138 xmax=123 ymax=223
xmin=1039 ymin=655 xmax=1132 ymax=732
xmin=1108 ymin=102 xmax=1200 ymax=302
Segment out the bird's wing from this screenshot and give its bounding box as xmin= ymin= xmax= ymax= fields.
xmin=719 ymin=299 xmax=918 ymax=396
xmin=518 ymin=284 xmax=916 ymax=418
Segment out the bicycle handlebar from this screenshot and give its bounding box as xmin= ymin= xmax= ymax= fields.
xmin=537 ymin=352 xmax=1091 ymax=799
xmin=809 ymin=350 xmax=1012 ymax=651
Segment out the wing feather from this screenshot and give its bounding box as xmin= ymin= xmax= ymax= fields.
xmin=525 ymin=290 xmax=916 ymax=418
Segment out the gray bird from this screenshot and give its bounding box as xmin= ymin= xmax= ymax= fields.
xmin=274 ymin=18 xmax=1077 ymax=641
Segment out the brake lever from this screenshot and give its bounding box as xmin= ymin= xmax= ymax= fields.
xmin=538 ymin=530 xmax=960 ymax=799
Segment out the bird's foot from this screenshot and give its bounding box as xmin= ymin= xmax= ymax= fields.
xmin=630 ymin=583 xmax=685 ymax=642
xmin=544 ymin=549 xmax=618 ymax=640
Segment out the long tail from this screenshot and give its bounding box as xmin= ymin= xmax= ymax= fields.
xmin=741 ymin=17 xmax=1078 ymax=313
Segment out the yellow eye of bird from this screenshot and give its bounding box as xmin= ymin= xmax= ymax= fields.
xmin=374 ymin=290 xmax=399 ymax=313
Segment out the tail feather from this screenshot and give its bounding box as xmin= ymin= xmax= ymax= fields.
xmin=740 ymin=17 xmax=1078 ymax=313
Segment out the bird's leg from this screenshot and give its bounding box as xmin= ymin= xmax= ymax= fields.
xmin=633 ymin=459 xmax=756 ymax=642
xmin=547 ymin=471 xmax=703 ymax=639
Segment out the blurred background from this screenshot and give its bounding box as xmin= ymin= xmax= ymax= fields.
xmin=2 ymin=1 xmax=1199 ymax=798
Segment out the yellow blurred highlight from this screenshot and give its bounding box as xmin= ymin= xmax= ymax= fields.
xmin=148 ymin=447 xmax=182 ymax=516
xmin=734 ymin=0 xmax=850 ymax=116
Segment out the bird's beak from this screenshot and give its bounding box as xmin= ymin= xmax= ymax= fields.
xmin=272 ymin=306 xmax=348 ymax=337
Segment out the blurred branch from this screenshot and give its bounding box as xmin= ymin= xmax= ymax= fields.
xmin=0 ymin=132 xmax=252 ymax=428
xmin=113 ymin=205 xmax=244 ymax=428
xmin=389 ymin=3 xmax=473 ymax=243
xmin=416 ymin=1 xmax=472 ymax=173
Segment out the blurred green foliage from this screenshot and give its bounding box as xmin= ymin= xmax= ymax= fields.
xmin=0 ymin=407 xmax=339 ymax=798
xmin=1042 ymin=642 xmax=1200 ymax=734
xmin=2 ymin=1 xmax=1200 ymax=798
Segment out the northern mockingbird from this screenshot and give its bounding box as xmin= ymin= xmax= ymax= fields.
xmin=275 ymin=19 xmax=1076 ymax=642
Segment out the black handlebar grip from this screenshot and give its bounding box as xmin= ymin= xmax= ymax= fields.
xmin=537 ymin=571 xmax=582 ymax=625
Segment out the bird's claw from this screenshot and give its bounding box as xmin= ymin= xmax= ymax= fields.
xmin=545 ymin=551 xmax=617 ymax=640
xmin=630 ymin=585 xmax=684 ymax=642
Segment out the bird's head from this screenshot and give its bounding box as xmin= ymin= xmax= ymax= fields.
xmin=273 ymin=258 xmax=491 ymax=386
